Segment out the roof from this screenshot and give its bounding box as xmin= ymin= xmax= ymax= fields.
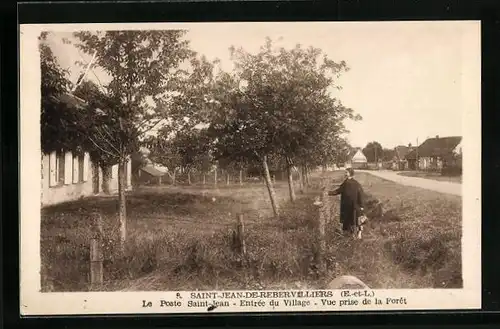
xmin=351 ymin=149 xmax=367 ymax=163
xmin=347 ymin=147 xmax=361 ymax=158
xmin=394 ymin=145 xmax=412 ymax=160
xmin=51 ymin=92 xmax=87 ymax=109
xmin=406 ymin=136 xmax=462 ymax=159
xmin=140 ymin=165 xmax=167 ymax=177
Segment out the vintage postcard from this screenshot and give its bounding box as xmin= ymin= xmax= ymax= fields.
xmin=20 ymin=21 xmax=481 ymax=315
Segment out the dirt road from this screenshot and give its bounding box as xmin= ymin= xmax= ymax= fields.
xmin=358 ymin=170 xmax=462 ymax=196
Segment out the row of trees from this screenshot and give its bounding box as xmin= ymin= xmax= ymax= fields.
xmin=41 ymin=31 xmax=360 ymax=251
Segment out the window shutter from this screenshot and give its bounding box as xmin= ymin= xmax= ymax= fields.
xmin=83 ymin=153 xmax=90 ymax=182
xmin=49 ymin=151 xmax=57 ymax=187
xmin=64 ymin=151 xmax=73 ymax=185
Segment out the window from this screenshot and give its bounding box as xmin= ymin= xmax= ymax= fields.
xmin=57 ymin=152 xmax=65 ymax=185
xmin=79 ymin=155 xmax=85 ymax=182
xmin=48 ymin=151 xmax=94 ymax=187
xmin=73 ymin=154 xmax=80 ymax=184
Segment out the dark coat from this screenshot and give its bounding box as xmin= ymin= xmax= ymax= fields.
xmin=328 ymin=178 xmax=365 ymax=230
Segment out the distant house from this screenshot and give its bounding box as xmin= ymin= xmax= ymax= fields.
xmin=405 ymin=136 xmax=462 ymax=171
xmin=137 ymin=164 xmax=168 ymax=185
xmin=346 ymin=149 xmax=368 ymax=169
xmin=41 ymin=93 xmax=132 ymax=207
xmin=392 ymin=144 xmax=415 ymax=170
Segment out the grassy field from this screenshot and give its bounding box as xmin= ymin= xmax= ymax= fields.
xmin=40 ymin=171 xmax=462 ymax=292
xmin=398 ymin=171 xmax=462 ymax=183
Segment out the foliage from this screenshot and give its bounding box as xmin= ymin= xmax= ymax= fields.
xmin=143 ymin=131 xmax=181 ymax=173
xmin=381 ymin=148 xmax=396 ymax=162
xmin=72 ymin=30 xmax=195 ymax=161
xmin=40 ymin=32 xmax=82 ymax=154
xmin=71 ymin=81 xmax=124 ymax=166
xmin=210 ymin=38 xmax=360 ymax=167
xmin=362 ymin=141 xmax=384 ymax=163
xmin=171 ymin=128 xmax=214 ymax=172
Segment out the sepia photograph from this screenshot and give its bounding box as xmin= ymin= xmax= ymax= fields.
xmin=20 ymin=21 xmax=481 ymax=315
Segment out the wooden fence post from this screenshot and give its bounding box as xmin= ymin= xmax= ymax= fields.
xmin=90 ymin=212 xmax=103 ymax=291
xmin=313 ymin=185 xmax=328 ymax=276
xmin=233 ymin=213 xmax=246 ymax=256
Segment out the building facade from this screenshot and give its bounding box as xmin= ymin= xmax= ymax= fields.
xmin=405 ymin=136 xmax=462 ymax=172
xmin=41 ymin=150 xmax=132 ymax=207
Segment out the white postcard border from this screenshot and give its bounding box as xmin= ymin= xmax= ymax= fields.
xmin=19 ymin=21 xmax=482 ymax=316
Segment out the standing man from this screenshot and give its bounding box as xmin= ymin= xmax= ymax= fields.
xmin=328 ymin=168 xmax=365 ymax=238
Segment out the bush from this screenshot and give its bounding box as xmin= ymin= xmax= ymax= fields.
xmin=441 ymin=166 xmax=462 ymax=177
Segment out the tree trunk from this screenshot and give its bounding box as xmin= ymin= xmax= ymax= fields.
xmin=305 ymin=166 xmax=310 ymax=186
xmin=118 ymin=158 xmax=127 ymax=254
xmin=262 ymin=155 xmax=279 ymax=219
xmin=226 ymin=172 xmax=230 ymax=185
xmin=172 ymin=170 xmax=176 ymax=186
xmin=287 ymin=162 xmax=296 ymax=202
xmin=102 ymin=165 xmax=111 ymax=194
xmin=187 ymin=170 xmax=191 ymax=185
xmin=203 ymin=173 xmax=206 ymax=185
xmin=313 ymin=189 xmax=327 ymax=276
xmin=214 ymin=167 xmax=218 ymax=187
xmin=298 ymin=165 xmax=304 ymax=194
xmin=239 ymin=169 xmax=243 ymax=186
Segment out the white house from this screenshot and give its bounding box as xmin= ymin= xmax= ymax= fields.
xmin=41 ymin=150 xmax=132 ymax=207
xmin=346 ymin=149 xmax=368 ymax=169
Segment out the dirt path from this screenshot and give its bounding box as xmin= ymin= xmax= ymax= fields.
xmin=358 ymin=170 xmax=462 ymax=196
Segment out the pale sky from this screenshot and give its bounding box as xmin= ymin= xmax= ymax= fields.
xmin=44 ymin=21 xmax=476 ymax=149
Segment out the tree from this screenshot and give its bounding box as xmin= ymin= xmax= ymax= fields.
xmin=231 ymin=39 xmax=358 ymax=203
xmin=143 ymin=52 xmax=219 ymax=186
xmin=381 ymin=148 xmax=396 ymax=162
xmin=209 ymin=38 xmax=359 ymax=216
xmin=362 ymin=141 xmax=383 ymax=163
xmin=40 ymin=32 xmax=81 ymax=154
xmin=171 ymin=128 xmax=213 ymax=185
xmin=73 ymin=30 xmax=194 ymax=251
xmin=207 ymin=69 xmax=282 ymax=216
xmin=145 ymin=132 xmax=183 ymax=185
